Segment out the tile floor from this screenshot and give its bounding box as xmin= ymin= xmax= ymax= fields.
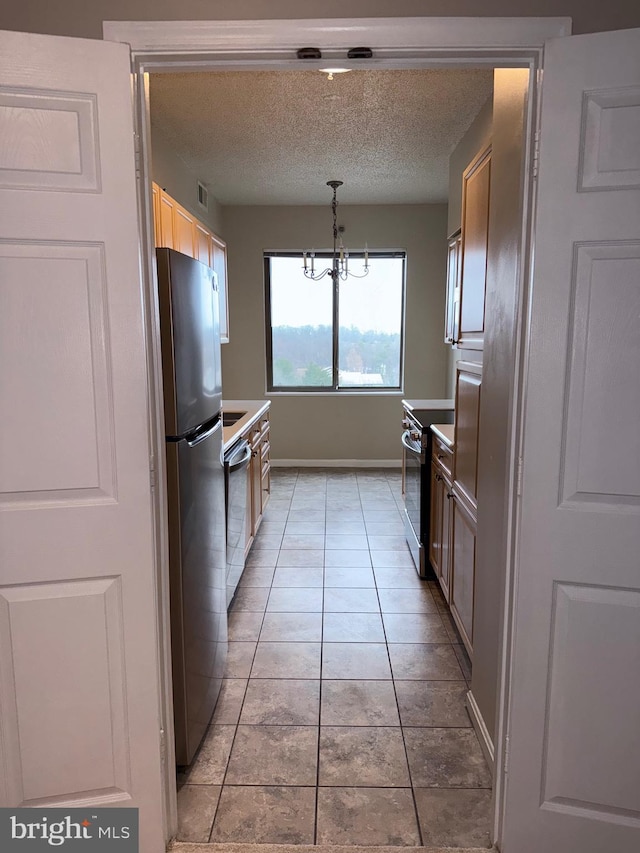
xmin=177 ymin=469 xmax=492 ymax=848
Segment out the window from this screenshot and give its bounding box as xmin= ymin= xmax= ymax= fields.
xmin=265 ymin=251 xmax=405 ymax=391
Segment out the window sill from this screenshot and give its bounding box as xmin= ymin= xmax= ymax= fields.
xmin=265 ymin=389 xmax=405 ymax=397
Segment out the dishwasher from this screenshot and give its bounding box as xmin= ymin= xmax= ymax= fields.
xmin=224 ymin=438 xmax=252 ymax=607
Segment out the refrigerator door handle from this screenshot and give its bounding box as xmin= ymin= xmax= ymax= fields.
xmin=187 ymin=417 xmax=222 ymax=448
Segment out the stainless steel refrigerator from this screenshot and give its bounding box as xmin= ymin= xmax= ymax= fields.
xmin=156 ymin=248 xmax=227 ymax=766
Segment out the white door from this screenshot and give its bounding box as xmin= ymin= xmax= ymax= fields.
xmin=0 ymin=30 xmax=165 ymax=853
xmin=503 ymin=28 xmax=640 ymax=853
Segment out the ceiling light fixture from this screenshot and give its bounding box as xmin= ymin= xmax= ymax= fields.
xmin=303 ymin=181 xmax=369 ymax=282
xmin=319 ymin=67 xmax=351 ymax=81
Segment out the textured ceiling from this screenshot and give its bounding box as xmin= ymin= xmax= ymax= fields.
xmin=149 ymin=69 xmax=493 ymax=206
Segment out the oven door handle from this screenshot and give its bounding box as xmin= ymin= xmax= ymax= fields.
xmin=402 ymin=430 xmax=425 ymax=463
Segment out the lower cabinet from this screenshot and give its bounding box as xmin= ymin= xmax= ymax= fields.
xmin=241 ymin=409 xmax=271 ymax=555
xmin=430 ymin=452 xmax=453 ymax=603
xmin=449 ymin=493 xmax=476 ymax=657
xmin=429 ymin=427 xmax=476 ymax=658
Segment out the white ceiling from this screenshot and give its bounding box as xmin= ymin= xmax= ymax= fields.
xmin=149 ymin=68 xmax=493 ymax=206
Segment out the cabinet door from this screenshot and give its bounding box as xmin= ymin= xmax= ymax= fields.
xmin=458 ymin=146 xmax=491 ymax=350
xmin=430 ymin=461 xmax=453 ymax=603
xmin=194 ymin=221 xmax=212 ymax=266
xmin=211 ymin=234 xmax=229 ymax=343
xmin=151 ymin=182 xmax=162 ymax=247
xmin=173 ymin=203 xmax=196 ymax=257
xmin=260 ymin=419 xmax=271 ymax=514
xmin=250 ymin=426 xmax=263 ymax=535
xmin=453 ymin=361 xmax=482 ymax=511
xmin=450 ymin=493 xmax=476 ymax=657
xmin=444 ymin=230 xmax=462 ymax=345
xmin=244 ymin=462 xmax=253 ymax=557
xmin=440 ymin=481 xmax=452 ymax=603
xmin=158 ymin=189 xmax=175 ymax=248
xmin=429 ymin=462 xmax=444 ymax=578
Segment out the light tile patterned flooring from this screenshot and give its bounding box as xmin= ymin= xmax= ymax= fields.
xmin=177 ymin=469 xmax=492 ymax=847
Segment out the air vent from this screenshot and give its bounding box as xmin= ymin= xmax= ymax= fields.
xmin=197 ymin=181 xmax=208 ymax=211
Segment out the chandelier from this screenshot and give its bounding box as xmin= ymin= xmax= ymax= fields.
xmin=303 ymin=180 xmax=369 ymax=282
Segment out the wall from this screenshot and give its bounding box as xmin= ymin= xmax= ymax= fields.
xmin=445 ymin=97 xmax=493 ymax=396
xmin=221 ymin=203 xmax=448 ymax=462
xmin=2 ymin=0 xmax=640 ymax=39
xmin=151 ymin=124 xmax=224 ymax=235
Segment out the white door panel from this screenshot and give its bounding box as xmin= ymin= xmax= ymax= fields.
xmin=0 ymin=30 xmax=164 ymax=852
xmin=504 ymin=28 xmax=640 ymax=853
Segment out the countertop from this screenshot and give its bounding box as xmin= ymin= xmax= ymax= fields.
xmin=222 ymin=399 xmax=270 ymax=451
xmin=431 ymin=423 xmax=455 ymax=448
xmin=402 ymin=398 xmax=454 ymax=413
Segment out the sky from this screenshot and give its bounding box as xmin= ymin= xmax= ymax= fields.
xmin=269 ymin=255 xmax=404 ymax=334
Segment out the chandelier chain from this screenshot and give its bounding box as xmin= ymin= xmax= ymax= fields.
xmin=303 ymin=181 xmax=369 ymax=282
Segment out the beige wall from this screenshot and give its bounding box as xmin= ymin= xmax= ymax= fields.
xmin=151 ymin=124 xmax=224 ymax=236
xmin=221 ymin=203 xmax=448 ymax=462
xmin=445 ymin=97 xmax=493 ymax=396
xmin=2 ymin=0 xmax=639 ymax=39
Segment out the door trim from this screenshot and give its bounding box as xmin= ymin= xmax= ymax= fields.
xmin=103 ymin=15 xmax=571 ymax=848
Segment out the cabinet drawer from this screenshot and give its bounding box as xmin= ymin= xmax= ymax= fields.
xmin=432 ymin=436 xmax=453 ymax=479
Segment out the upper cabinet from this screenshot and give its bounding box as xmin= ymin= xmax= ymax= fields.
xmin=445 ymin=144 xmax=491 ymax=350
xmin=444 ymin=229 xmax=461 ymax=345
xmin=152 ymin=182 xmax=229 ymax=343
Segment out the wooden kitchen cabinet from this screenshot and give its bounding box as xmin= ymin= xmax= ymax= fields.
xmin=430 ymin=435 xmax=453 ymax=603
xmin=158 ymin=188 xmax=176 ymax=250
xmin=450 ymin=492 xmax=476 ymax=657
xmin=210 ymin=233 xmax=229 ymax=344
xmin=152 ymin=182 xmax=229 ymax=342
xmin=455 ymin=145 xmax=491 ymax=350
xmin=172 ymin=204 xmax=196 ymax=256
xmin=428 ymin=365 xmax=480 ymax=658
xmin=444 ymin=229 xmax=462 ymax=345
xmin=453 ymin=361 xmax=482 ymax=512
xmin=194 ymin=221 xmax=212 ymax=266
xmin=241 ymin=409 xmax=271 ymax=552
xmin=441 ymin=359 xmax=481 ymax=658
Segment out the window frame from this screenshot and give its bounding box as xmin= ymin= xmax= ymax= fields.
xmin=264 ymin=250 xmax=406 ymax=393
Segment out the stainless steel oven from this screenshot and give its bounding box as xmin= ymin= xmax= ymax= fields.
xmin=401 ymin=402 xmax=454 ymax=577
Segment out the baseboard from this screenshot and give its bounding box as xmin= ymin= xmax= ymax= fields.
xmin=271 ymin=459 xmax=401 ymax=468
xmin=466 ymin=688 xmax=495 ymax=774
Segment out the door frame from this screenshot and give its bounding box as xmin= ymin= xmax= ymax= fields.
xmin=103 ymin=15 xmax=571 ymax=847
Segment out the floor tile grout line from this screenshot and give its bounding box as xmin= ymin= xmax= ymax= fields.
xmin=372 ymin=526 xmax=425 ymax=845
xmin=209 ymin=469 xmax=298 ymax=842
xmin=190 ymin=469 xmax=491 ymax=846
xmin=313 ymin=490 xmax=328 ymax=846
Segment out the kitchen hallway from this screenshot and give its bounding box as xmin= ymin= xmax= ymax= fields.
xmin=177 ymin=469 xmax=492 ymax=848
